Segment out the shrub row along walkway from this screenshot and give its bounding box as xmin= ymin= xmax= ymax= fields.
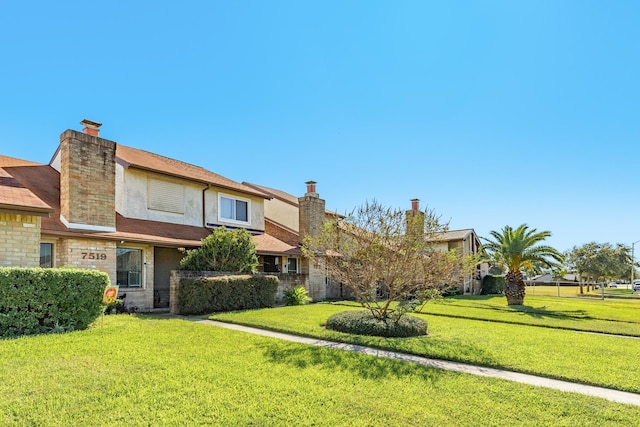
xmin=183 ymin=317 xmax=640 ymax=407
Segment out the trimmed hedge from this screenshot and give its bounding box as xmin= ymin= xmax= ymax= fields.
xmin=0 ymin=267 xmax=108 ymax=338
xmin=482 ymin=274 xmax=505 ymax=295
xmin=177 ymin=274 xmax=278 ymax=315
xmin=325 ymin=310 xmax=428 ymax=338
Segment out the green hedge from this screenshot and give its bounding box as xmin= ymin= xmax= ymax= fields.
xmin=481 ymin=274 xmax=505 ymax=295
xmin=0 ymin=267 xmax=108 ymax=338
xmin=177 ymin=274 xmax=278 ymax=315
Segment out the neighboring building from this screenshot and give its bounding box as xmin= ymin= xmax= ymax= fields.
xmin=243 ymin=181 xmax=345 ymax=299
xmin=0 ymin=120 xmax=324 ymax=310
xmin=406 ymin=199 xmax=486 ymax=294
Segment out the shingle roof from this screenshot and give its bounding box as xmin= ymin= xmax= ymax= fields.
xmin=252 ymin=233 xmax=301 ymax=255
xmin=117 ymin=145 xmax=270 ymax=199
xmin=430 ymin=229 xmax=477 ymax=242
xmin=0 ymin=156 xmax=54 ymax=215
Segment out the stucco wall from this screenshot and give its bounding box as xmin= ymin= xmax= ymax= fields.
xmin=264 ymin=198 xmax=299 ymax=231
xmin=116 ymin=167 xmax=206 ymax=226
xmin=116 ymin=166 xmax=265 ymax=231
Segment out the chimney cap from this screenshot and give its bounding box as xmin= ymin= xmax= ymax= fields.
xmin=305 ymin=180 xmax=317 ymax=185
xmin=80 ymin=119 xmax=102 ymax=130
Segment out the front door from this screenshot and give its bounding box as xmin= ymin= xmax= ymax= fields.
xmin=153 ymin=247 xmax=184 ymax=309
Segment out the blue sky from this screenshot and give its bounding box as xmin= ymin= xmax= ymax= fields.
xmin=1 ymin=1 xmax=638 ymax=252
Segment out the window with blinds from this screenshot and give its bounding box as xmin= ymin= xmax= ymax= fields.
xmin=147 ymin=179 xmax=185 ymax=214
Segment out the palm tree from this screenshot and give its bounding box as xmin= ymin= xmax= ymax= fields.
xmin=482 ymin=224 xmax=564 ymax=305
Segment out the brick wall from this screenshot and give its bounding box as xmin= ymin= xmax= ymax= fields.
xmin=264 ymin=221 xmax=299 ymax=246
xmin=59 ymin=130 xmax=116 ymax=230
xmin=56 ymin=238 xmax=117 ymax=282
xmin=0 ymin=213 xmax=41 ymax=267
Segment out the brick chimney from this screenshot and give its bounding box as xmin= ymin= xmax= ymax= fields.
xmin=406 ymin=198 xmax=425 ymax=237
xmin=298 ymin=180 xmax=325 ymax=242
xmin=59 ymin=120 xmax=117 ymax=232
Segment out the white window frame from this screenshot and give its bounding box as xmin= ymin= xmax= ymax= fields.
xmin=218 ymin=193 xmax=251 ymax=225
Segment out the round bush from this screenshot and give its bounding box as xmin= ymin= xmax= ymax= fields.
xmin=325 ymin=310 xmax=427 ymax=338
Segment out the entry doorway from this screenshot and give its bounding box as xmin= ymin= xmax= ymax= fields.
xmin=153 ymin=247 xmax=185 ymax=309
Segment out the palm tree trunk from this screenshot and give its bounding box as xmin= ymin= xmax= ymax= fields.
xmin=505 ymin=270 xmax=525 ymax=305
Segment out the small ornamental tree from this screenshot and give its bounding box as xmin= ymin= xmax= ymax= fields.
xmin=178 ymin=227 xmax=259 ymax=273
xmin=304 ymin=200 xmax=466 ymax=324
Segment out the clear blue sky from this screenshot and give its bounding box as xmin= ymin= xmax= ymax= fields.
xmin=1 ymin=1 xmax=638 ymax=252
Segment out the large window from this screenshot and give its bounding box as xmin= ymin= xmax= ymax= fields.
xmin=40 ymin=243 xmax=53 ymax=268
xmin=117 ymin=248 xmax=143 ymax=288
xmin=219 ymin=194 xmax=249 ymax=223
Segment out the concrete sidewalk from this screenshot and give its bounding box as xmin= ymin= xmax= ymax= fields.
xmin=177 ymin=317 xmax=640 ymax=407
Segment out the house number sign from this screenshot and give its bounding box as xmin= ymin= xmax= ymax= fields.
xmin=82 ymin=252 xmax=108 ymax=260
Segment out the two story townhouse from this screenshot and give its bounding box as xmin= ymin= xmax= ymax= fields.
xmin=0 ymin=120 xmax=325 ymax=310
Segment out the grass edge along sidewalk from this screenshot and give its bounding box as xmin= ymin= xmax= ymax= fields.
xmin=208 ymin=301 xmax=640 ymax=393
xmin=195 ymin=318 xmax=640 ymax=407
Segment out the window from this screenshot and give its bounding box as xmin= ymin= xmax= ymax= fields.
xmin=40 ymin=243 xmax=53 ymax=268
xmin=219 ymin=194 xmax=249 ymax=223
xmin=117 ymin=248 xmax=143 ymax=288
xmin=287 ymin=258 xmax=298 ymax=274
xmin=148 ymin=179 xmax=185 ymax=214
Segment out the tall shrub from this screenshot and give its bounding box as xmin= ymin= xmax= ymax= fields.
xmin=178 ymin=228 xmax=258 ymax=272
xmin=481 ymin=274 xmax=505 ymax=295
xmin=0 ymin=267 xmax=108 ymax=337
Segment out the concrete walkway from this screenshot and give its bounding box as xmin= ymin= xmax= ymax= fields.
xmin=181 ymin=317 xmax=640 ymax=407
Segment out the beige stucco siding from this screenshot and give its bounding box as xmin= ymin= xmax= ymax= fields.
xmin=264 ymin=198 xmax=299 ymax=231
xmin=116 ymin=166 xmax=207 ymax=226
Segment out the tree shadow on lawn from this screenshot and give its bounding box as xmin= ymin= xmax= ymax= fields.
xmin=438 ymin=301 xmax=592 ymax=321
xmin=257 ymin=335 xmax=499 ymax=383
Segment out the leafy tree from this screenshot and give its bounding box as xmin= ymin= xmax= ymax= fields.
xmin=178 ymin=227 xmax=258 ymax=273
xmin=304 ymin=200 xmax=466 ymax=322
xmin=481 ymin=224 xmax=563 ymax=305
xmin=564 ymin=242 xmax=633 ymax=292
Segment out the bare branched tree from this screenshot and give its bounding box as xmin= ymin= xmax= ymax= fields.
xmin=304 ymin=200 xmax=467 ymax=322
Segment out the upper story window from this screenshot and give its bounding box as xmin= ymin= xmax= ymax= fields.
xmin=219 ymin=194 xmax=250 ymax=224
xmin=148 ymin=178 xmax=185 ymax=214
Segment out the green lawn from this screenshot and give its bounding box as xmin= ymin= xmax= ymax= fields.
xmin=417 ymin=294 xmax=640 ymax=336
xmin=525 ymin=284 xmax=640 ymax=299
xmin=1 ymin=315 xmax=639 ymax=426
xmin=211 ymin=298 xmax=640 ymax=393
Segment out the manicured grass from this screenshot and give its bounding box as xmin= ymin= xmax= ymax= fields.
xmin=211 ymin=302 xmax=640 ymax=393
xmin=526 ymin=284 xmax=640 ymax=299
xmin=418 ymin=294 xmax=640 ymax=336
xmin=1 ymin=315 xmax=640 ymax=426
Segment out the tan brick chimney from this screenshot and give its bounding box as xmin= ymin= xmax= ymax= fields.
xmin=406 ymin=198 xmax=425 ymax=237
xmin=59 ymin=120 xmax=117 ymax=232
xmin=298 ymin=180 xmax=325 ymax=242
